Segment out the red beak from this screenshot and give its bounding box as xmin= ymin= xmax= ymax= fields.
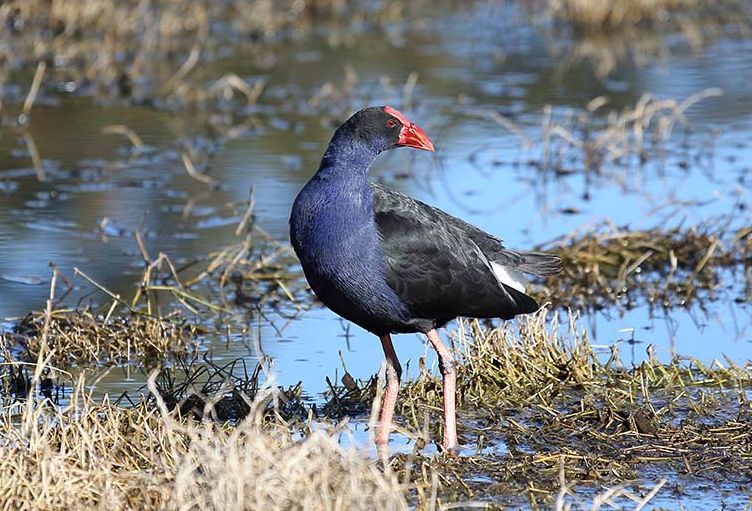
xmin=383 ymin=106 xmax=435 ymax=152
xmin=399 ymin=123 xmax=435 ymax=152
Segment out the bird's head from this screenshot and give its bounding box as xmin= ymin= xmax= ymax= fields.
xmin=345 ymin=106 xmax=435 ymax=154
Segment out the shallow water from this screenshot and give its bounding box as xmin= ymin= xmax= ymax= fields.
xmin=1 ymin=4 xmax=750 ymax=399
xmin=2 ymin=5 xmax=751 ymax=509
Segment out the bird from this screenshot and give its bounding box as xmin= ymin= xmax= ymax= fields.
xmin=289 ymin=106 xmax=561 ymax=452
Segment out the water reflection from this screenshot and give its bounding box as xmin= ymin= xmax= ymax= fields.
xmin=0 ymin=3 xmax=750 ymax=399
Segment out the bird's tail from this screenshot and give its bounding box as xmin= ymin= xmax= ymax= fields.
xmin=509 ymin=251 xmax=562 ymax=276
xmin=498 ymin=285 xmax=540 ymax=319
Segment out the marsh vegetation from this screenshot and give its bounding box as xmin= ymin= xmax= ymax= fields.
xmin=0 ymin=0 xmax=750 ymax=509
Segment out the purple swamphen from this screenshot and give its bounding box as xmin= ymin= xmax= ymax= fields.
xmin=290 ymin=106 xmax=561 ymax=452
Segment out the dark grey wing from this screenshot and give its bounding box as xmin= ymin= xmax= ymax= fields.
xmin=370 ymin=183 xmax=539 ymax=321
xmin=428 ymin=205 xmax=562 ymax=276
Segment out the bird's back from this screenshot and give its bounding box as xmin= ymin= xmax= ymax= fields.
xmin=371 ymin=183 xmax=560 ymax=327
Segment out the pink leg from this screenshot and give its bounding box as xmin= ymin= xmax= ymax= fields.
xmin=427 ymin=329 xmax=458 ymax=450
xmin=375 ymin=333 xmax=402 ymax=455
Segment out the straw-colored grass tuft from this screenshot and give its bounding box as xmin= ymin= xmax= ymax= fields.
xmin=7 ymin=307 xmax=200 ymax=367
xmin=543 ymin=222 xmax=752 ymax=312
xmin=545 ymin=0 xmax=748 ymax=31
xmin=530 ymin=0 xmax=752 ymax=77
xmin=0 ymin=375 xmax=409 ymax=511
xmin=548 ymin=0 xmax=698 ymax=30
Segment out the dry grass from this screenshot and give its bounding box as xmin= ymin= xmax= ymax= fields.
xmin=538 ymin=88 xmax=723 ymax=172
xmin=0 ymin=314 xmax=687 ymax=511
xmin=380 ymin=311 xmax=752 ymax=504
xmin=6 ymin=307 xmax=200 ymax=368
xmin=541 ymin=221 xmax=752 ymax=312
xmin=0 ymin=0 xmax=411 ymax=108
xmin=4 ymin=309 xmax=745 ymax=509
xmin=548 ymin=0 xmax=696 ymax=30
xmin=0 ymin=374 xmax=410 ymax=510
xmin=529 ymin=0 xmax=752 ymax=76
xmin=545 ymin=0 xmax=746 ymax=31
xmin=397 ymin=310 xmax=752 ymax=416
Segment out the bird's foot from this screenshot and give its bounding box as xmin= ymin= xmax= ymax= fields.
xmin=437 ymin=438 xmax=460 ymax=456
xmin=376 ymin=440 xmax=391 ymax=464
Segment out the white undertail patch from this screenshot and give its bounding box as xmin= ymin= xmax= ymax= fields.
xmin=490 ymin=262 xmax=527 ymax=293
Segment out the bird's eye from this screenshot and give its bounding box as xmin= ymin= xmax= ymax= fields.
xmin=386 ymin=119 xmax=397 ymax=129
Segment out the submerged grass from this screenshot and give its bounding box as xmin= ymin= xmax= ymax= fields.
xmin=150 ymin=355 xmax=309 ymax=424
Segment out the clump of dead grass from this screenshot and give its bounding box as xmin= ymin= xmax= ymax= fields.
xmin=6 ymin=307 xmax=200 ymax=368
xmin=535 ymin=0 xmax=752 ymax=77
xmin=544 ymin=0 xmax=748 ymax=32
xmin=186 ymin=224 xmax=307 ymax=313
xmin=541 ymin=221 xmax=752 ymax=312
xmin=0 ymin=373 xmax=410 ymax=510
xmin=422 ymin=310 xmax=751 ymax=423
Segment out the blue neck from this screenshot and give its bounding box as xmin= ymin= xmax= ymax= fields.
xmin=315 ymin=125 xmax=379 ymax=180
